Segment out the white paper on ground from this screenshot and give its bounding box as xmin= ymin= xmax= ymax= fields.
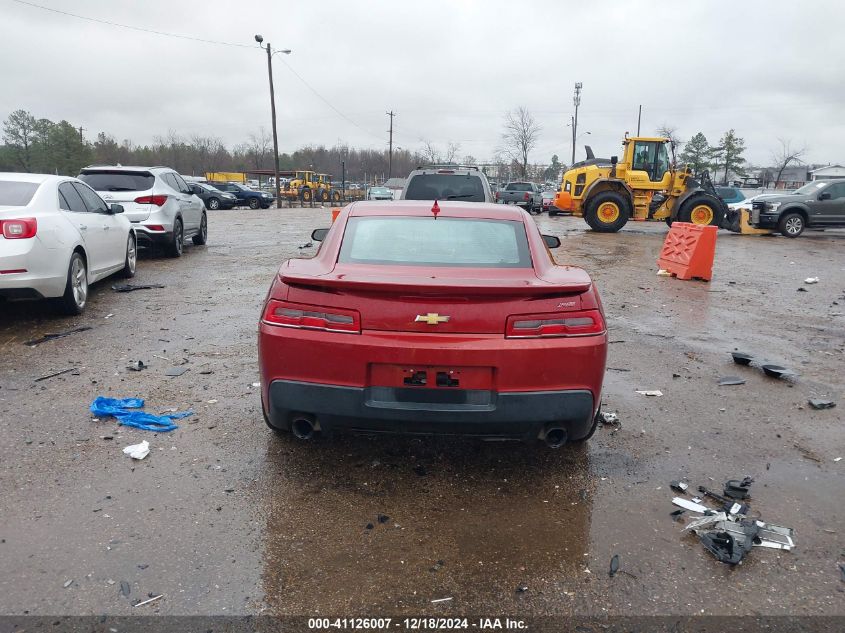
xmin=122 ymin=440 xmax=150 ymax=460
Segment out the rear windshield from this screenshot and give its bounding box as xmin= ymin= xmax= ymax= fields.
xmin=338 ymin=217 xmax=531 ymax=268
xmin=0 ymin=181 xmax=39 ymax=206
xmin=404 ymin=174 xmax=486 ymax=202
xmin=506 ymin=183 xmax=533 ymax=191
xmin=78 ymin=171 xmax=154 ymax=192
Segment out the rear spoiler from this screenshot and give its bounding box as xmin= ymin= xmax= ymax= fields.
xmin=279 ymin=272 xmax=591 ymax=295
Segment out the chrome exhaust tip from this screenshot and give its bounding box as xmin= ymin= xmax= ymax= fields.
xmin=544 ymin=427 xmax=568 ymax=449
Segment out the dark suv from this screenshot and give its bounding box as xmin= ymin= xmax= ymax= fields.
xmin=208 ymin=182 xmax=273 ymax=209
xmin=751 ymin=180 xmax=845 ymax=237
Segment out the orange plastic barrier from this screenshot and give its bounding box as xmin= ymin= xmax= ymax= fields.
xmin=331 ymin=208 xmax=341 ymax=222
xmin=657 ymin=222 xmax=717 ymax=281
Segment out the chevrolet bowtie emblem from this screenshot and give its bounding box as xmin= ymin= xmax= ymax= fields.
xmin=415 ymin=313 xmax=450 ymax=325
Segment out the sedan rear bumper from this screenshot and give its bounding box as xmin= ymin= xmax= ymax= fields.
xmin=264 ymin=379 xmax=596 ymax=440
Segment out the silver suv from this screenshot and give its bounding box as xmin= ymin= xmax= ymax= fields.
xmin=401 ymin=165 xmax=493 ymax=202
xmin=78 ymin=165 xmax=207 ymax=257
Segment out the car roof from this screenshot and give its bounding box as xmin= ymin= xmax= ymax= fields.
xmin=0 ymin=172 xmax=68 ymax=184
xmin=347 ymin=200 xmax=525 ymax=220
xmin=81 ymin=165 xmax=171 ymax=172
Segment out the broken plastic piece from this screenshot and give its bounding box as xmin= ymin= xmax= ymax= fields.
xmin=609 ymin=554 xmax=620 ymax=577
xmin=635 ymin=390 xmax=663 ymax=397
xmin=127 ymin=360 xmax=147 ymax=372
xmin=599 ymin=411 xmax=620 ymax=426
xmin=669 ymin=480 xmax=689 ymax=493
xmin=808 ymin=398 xmax=836 ymax=410
xmin=731 ymin=352 xmax=754 ymax=366
xmin=122 ymin=440 xmax=150 ymax=460
xmin=718 ymin=376 xmax=746 ymax=386
xmin=724 ymin=477 xmax=754 ymax=500
xmin=804 ymin=277 xmax=819 ymax=284
xmin=165 ymin=366 xmax=189 ymax=377
xmin=672 ymin=497 xmax=709 ymax=514
xmin=656 ymin=269 xmax=672 ymax=277
xmin=761 ymin=364 xmax=794 ymax=379
xmin=753 ymin=522 xmax=795 ymax=549
xmin=685 ymin=512 xmax=727 ymax=532
xmin=670 ymin=509 xmax=686 ymax=522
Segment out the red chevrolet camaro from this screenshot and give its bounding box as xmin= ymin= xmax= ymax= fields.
xmin=258 ymin=200 xmax=607 ymax=447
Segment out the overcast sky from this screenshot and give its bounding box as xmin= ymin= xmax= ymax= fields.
xmin=2 ymin=0 xmax=843 ymax=167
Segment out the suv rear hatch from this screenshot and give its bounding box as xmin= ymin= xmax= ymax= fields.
xmin=78 ymin=170 xmax=159 ymax=222
xmin=403 ymin=172 xmax=487 ymax=202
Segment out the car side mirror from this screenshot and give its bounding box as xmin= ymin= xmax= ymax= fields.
xmin=311 ymin=228 xmax=329 ymax=241
xmin=819 ymin=192 xmax=831 ymax=201
xmin=542 ymin=234 xmax=561 ymax=249
xmin=611 ymin=155 xmax=618 ymax=165
xmin=109 ymin=203 xmax=124 ymax=214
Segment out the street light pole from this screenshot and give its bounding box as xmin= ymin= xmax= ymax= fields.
xmin=571 ymin=82 xmax=582 ymax=165
xmin=255 ymin=34 xmax=290 ymax=209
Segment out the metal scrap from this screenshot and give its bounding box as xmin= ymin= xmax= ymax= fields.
xmin=24 ymin=326 xmax=92 ymax=347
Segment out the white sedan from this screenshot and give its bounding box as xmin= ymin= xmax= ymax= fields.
xmin=0 ymin=173 xmax=136 ymax=314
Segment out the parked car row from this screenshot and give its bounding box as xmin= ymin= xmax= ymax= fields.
xmin=1 ymin=165 xmax=208 ymax=315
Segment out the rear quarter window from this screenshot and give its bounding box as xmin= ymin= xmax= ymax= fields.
xmin=338 ymin=216 xmax=531 ymax=268
xmin=0 ymin=181 xmax=39 ymax=206
xmin=404 ymin=174 xmax=486 ymax=202
xmin=78 ymin=171 xmax=154 ymax=192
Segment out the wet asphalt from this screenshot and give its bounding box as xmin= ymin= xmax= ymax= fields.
xmin=0 ymin=207 xmax=843 ymax=617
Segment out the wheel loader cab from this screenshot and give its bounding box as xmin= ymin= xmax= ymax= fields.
xmin=624 ymin=139 xmax=671 ymax=188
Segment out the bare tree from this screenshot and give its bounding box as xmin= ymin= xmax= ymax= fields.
xmin=772 ymin=138 xmax=807 ymax=185
xmin=420 ymin=140 xmax=440 ymax=164
xmin=501 ymin=107 xmax=541 ymax=178
xmin=656 ymin=123 xmax=684 ymax=166
xmin=444 ymin=141 xmax=461 ymax=164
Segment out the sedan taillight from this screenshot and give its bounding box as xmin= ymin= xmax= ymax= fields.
xmin=506 ymin=309 xmax=605 ymax=338
xmin=134 ymin=195 xmax=168 ymax=206
xmin=1 ymin=218 xmax=37 ymax=239
xmin=262 ymin=299 xmax=360 ymax=334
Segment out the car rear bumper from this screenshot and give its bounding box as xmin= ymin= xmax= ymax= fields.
xmin=259 ymin=326 xmax=606 ymax=440
xmin=0 ymin=240 xmax=67 ymax=299
xmin=264 ymin=379 xmax=596 ymax=440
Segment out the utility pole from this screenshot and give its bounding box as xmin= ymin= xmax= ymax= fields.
xmin=386 ymin=110 xmax=395 ymax=179
xmin=636 ymin=105 xmax=642 ymax=136
xmin=78 ymin=126 xmax=85 ymax=142
xmin=255 ymin=34 xmax=290 ymax=209
xmin=571 ymin=82 xmax=582 ymax=165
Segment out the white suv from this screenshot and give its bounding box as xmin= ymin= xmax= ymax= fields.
xmin=78 ymin=165 xmax=206 ymax=257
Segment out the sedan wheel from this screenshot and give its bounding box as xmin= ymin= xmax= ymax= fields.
xmin=56 ymin=252 xmax=88 ymax=315
xmin=249 ymin=198 xmax=260 ymax=209
xmin=122 ymin=234 xmax=137 ymax=278
xmin=207 ymin=197 xmax=220 ymax=210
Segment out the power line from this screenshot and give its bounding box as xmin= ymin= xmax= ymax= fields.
xmin=11 ymin=0 xmax=383 ymax=140
xmin=11 ymin=0 xmax=254 ymax=48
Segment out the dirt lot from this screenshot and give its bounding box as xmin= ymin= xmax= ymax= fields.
xmin=0 ymin=207 xmax=843 ymax=620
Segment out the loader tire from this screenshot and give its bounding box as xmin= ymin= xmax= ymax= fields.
xmin=300 ymin=188 xmax=312 ymax=203
xmin=584 ymin=191 xmax=630 ymax=233
xmin=678 ymin=195 xmax=723 ymax=227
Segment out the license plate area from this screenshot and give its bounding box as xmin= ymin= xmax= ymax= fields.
xmin=369 ymin=364 xmax=493 ymax=390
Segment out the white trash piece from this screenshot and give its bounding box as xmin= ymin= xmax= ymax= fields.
xmin=122 ymin=440 xmax=150 ymax=460
xmin=636 ymin=390 xmax=663 ymax=397
xmin=804 ymin=277 xmax=819 ymax=284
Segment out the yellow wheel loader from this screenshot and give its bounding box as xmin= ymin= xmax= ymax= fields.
xmin=554 ymin=135 xmax=726 ymax=232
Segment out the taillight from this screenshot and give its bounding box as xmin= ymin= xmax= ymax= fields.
xmin=1 ymin=218 xmax=37 ymax=239
xmin=506 ymin=310 xmax=605 ymax=338
xmin=495 ymin=191 xmax=500 ymax=200
xmin=523 ymin=192 xmax=530 ymax=201
xmin=134 ymin=195 xmax=168 ymax=206
xmin=262 ymin=299 xmax=360 ymax=334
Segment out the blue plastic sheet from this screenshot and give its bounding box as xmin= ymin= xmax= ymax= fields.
xmin=90 ymin=396 xmax=191 ymax=432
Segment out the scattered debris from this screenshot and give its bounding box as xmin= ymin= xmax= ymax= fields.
xmin=731 ymin=352 xmax=754 ymax=366
xmin=112 ymin=283 xmax=166 ymax=293
xmin=120 ymin=581 xmax=131 ymax=597
xmin=127 ymin=360 xmax=147 ymax=372
xmin=164 ymin=366 xmax=189 ymax=377
xmin=838 ymin=562 xmax=845 ymax=583
xmin=724 ymin=477 xmax=754 ymax=500
xmin=516 ymin=585 xmax=528 ymax=593
xmin=669 ymin=481 xmax=689 ymax=494
xmin=797 ymin=287 xmax=808 ymax=292
xmin=377 ymin=513 xmax=390 ymax=524
xmin=761 ymin=364 xmax=794 ymax=379
xmin=90 ymin=397 xmax=191 ymax=432
xmin=607 ymin=367 xmax=631 ymax=372
xmin=794 ymin=443 xmax=823 ymax=463
xmin=808 ymin=398 xmax=836 ymax=410
xmin=298 ymin=242 xmax=313 ymax=249
xmin=635 ymin=390 xmax=663 ymax=397
xmin=718 ymin=376 xmax=746 ymax=386
xmin=804 ymin=277 xmax=819 ymax=284
xmin=430 ymin=560 xmax=444 ymax=572
xmin=34 ymin=367 xmax=77 ymax=382
xmin=430 ymin=597 xmax=452 ymax=604
xmin=670 ymin=509 xmax=686 ymax=522
xmin=133 ymin=594 xmax=163 ymax=607
xmin=656 ymin=269 xmax=672 ymax=277
xmin=835 ymin=457 xmax=842 ymax=462
xmin=122 ymin=440 xmax=150 ymax=460
xmin=24 ymin=326 xmax=92 ymax=347
xmin=599 ymin=411 xmax=620 ymax=426
xmin=609 ymin=554 xmax=620 ymax=577
xmin=672 ymin=497 xmax=709 ymax=514
xmin=365 ymin=523 xmax=374 ymax=530
xmin=63 ymin=579 xmax=73 ymax=588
